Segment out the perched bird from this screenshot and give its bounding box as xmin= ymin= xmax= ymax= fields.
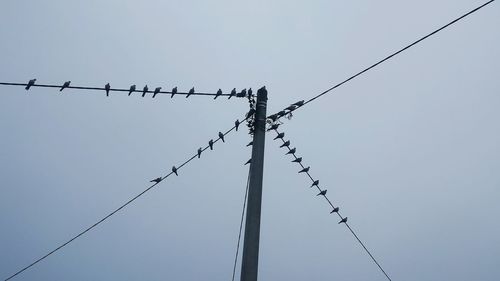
xmin=292 ymin=100 xmax=305 ymax=107
xmin=236 ymin=88 xmax=247 ymax=98
xmin=60 ymin=81 xmax=71 ymax=92
xmin=152 ymin=87 xmax=161 ymax=98
xmin=299 ymin=167 xmax=310 ymax=173
xmin=338 ymin=217 xmax=348 ymax=224
xmin=317 ymin=190 xmax=327 ymax=196
xmin=267 ymin=123 xmax=280 ymax=131
xmin=247 ymin=141 xmax=253 ymax=147
xmin=171 ymin=87 xmax=177 ymax=98
xmin=187 ymin=87 xmax=195 ymax=98
xmin=292 ymin=157 xmax=302 ymax=163
xmin=286 ymin=148 xmax=296 ymax=155
xmin=330 ymin=207 xmax=340 ymax=214
xmin=245 ymin=158 xmax=252 ymax=165
xmin=273 ymin=132 xmax=285 ymax=140
xmin=172 ymin=166 xmax=178 ymax=176
xmin=214 ymin=89 xmax=222 ymax=99
xmin=246 ymin=108 xmax=255 ymax=119
xmin=25 ymin=79 xmax=36 ymax=90
xmin=279 ymin=140 xmax=290 ymax=148
xmin=142 ymin=85 xmax=148 ymax=97
xmin=247 ymin=88 xmax=253 ymax=97
xmin=311 ymin=180 xmax=319 ymax=187
xmin=209 ymin=139 xmax=214 ymax=150
xmin=150 ymin=177 xmax=162 ymax=183
xmin=104 ymin=83 xmax=110 ymax=96
xmin=128 ymin=85 xmax=136 ymax=96
xmin=235 ymin=119 xmax=240 ymax=131
xmin=197 ymin=148 xmax=202 ymax=158
xmin=228 ymin=88 xmax=236 ymax=99
xmin=218 ymin=132 xmax=225 ymax=142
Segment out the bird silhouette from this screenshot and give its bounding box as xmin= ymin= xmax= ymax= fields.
xmin=218 ymin=132 xmax=225 ymax=142
xmin=237 ymin=88 xmax=247 ymax=98
xmin=172 ymin=166 xmax=178 ymax=176
xmin=209 ymin=139 xmax=214 ymax=150
xmin=317 ymin=190 xmax=327 ymax=196
xmin=279 ymin=140 xmax=290 ymax=148
xmin=247 ymin=141 xmax=253 ymax=147
xmin=152 ymin=87 xmax=161 ymax=98
xmin=197 ymin=148 xmax=202 ymax=158
xmin=171 ymin=87 xmax=177 ymax=98
xmin=128 ymin=85 xmax=136 ymax=96
xmin=286 ymin=148 xmax=296 ymax=155
xmin=60 ymin=81 xmax=71 ymax=92
xmin=273 ymin=132 xmax=285 ymax=140
xmin=292 ymin=157 xmax=302 ymax=163
xmin=25 ymin=79 xmax=36 ymax=90
xmin=299 ymin=167 xmax=310 ymax=173
xmin=104 ymin=83 xmax=110 ymax=96
xmin=187 ymin=87 xmax=195 ymax=98
xmin=235 ymin=120 xmax=240 ymax=131
xmin=292 ymin=100 xmax=305 ymax=107
xmin=142 ymin=85 xmax=148 ymax=97
xmin=338 ymin=217 xmax=348 ymax=224
xmin=330 ymin=207 xmax=340 ymax=214
xmin=248 ymin=88 xmax=253 ymax=97
xmin=267 ymin=124 xmax=280 ymax=131
xmin=214 ymin=89 xmax=222 ymax=99
xmin=246 ymin=108 xmax=255 ymax=119
xmin=150 ymin=177 xmax=162 ymax=183
xmin=245 ymin=159 xmax=251 ymax=165
xmin=311 ymin=180 xmax=319 ymax=187
xmin=228 ymin=88 xmax=236 ymax=99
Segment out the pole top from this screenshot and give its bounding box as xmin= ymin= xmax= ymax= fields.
xmin=257 ymin=86 xmax=267 ymax=101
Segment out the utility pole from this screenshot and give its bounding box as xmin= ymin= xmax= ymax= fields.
xmin=240 ymin=87 xmax=268 ymax=281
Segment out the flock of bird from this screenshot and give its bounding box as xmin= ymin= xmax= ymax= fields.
xmin=23 ymin=78 xmax=252 ymax=99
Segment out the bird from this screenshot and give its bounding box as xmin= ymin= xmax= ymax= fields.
xmin=172 ymin=166 xmax=178 ymax=176
xmin=104 ymin=83 xmax=110 ymax=96
xmin=237 ymin=88 xmax=247 ymax=98
xmin=338 ymin=217 xmax=348 ymax=224
xmin=245 ymin=159 xmax=251 ymax=165
xmin=197 ymin=148 xmax=202 ymax=158
xmin=171 ymin=87 xmax=177 ymax=98
xmin=152 ymin=87 xmax=161 ymax=98
xmin=299 ymin=167 xmax=310 ymax=173
xmin=317 ymin=190 xmax=327 ymax=196
xmin=150 ymin=177 xmax=162 ymax=183
xmin=267 ymin=123 xmax=280 ymax=131
xmin=273 ymin=132 xmax=285 ymax=140
xmin=235 ymin=120 xmax=240 ymax=131
xmin=228 ymin=88 xmax=236 ymax=99
xmin=292 ymin=157 xmax=302 ymax=163
xmin=286 ymin=148 xmax=296 ymax=155
xmin=292 ymin=100 xmax=305 ymax=107
xmin=25 ymin=79 xmax=36 ymax=90
xmin=247 ymin=88 xmax=253 ymax=97
xmin=246 ymin=108 xmax=255 ymax=119
xmin=209 ymin=139 xmax=214 ymax=150
xmin=128 ymin=85 xmax=136 ymax=96
xmin=247 ymin=141 xmax=253 ymax=147
xmin=142 ymin=85 xmax=148 ymax=97
xmin=330 ymin=207 xmax=340 ymax=214
xmin=279 ymin=140 xmax=290 ymax=148
xmin=187 ymin=87 xmax=195 ymax=98
xmin=311 ymin=180 xmax=319 ymax=187
xmin=60 ymin=81 xmax=71 ymax=92
xmin=214 ymin=89 xmax=222 ymax=99
xmin=218 ymin=132 xmax=225 ymax=142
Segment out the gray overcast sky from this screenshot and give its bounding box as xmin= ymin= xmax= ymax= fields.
xmin=1 ymin=1 xmax=499 ymax=280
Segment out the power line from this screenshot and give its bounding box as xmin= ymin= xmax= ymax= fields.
xmin=267 ymin=0 xmax=496 ymax=120
xmin=270 ymin=127 xmax=393 ymax=281
xmin=3 ymin=115 xmax=250 ymax=281
xmin=0 ymin=81 xmax=252 ymax=98
xmin=231 ymin=165 xmax=251 ymax=281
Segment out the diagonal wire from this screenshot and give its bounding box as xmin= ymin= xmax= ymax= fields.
xmin=3 ymin=115 xmax=250 ymax=281
xmin=270 ymin=128 xmax=393 ymax=281
xmin=231 ymin=165 xmax=251 ymax=281
xmin=268 ymin=0 xmax=495 ymax=120
xmin=0 ymin=82 xmax=246 ymax=98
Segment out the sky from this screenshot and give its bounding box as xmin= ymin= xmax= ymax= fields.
xmin=0 ymin=1 xmax=499 ymax=280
